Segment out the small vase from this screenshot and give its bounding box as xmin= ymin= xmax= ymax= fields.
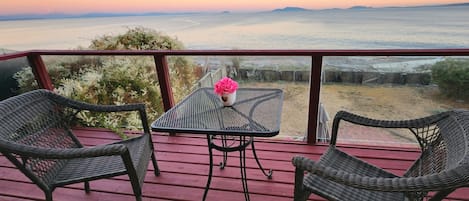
xmin=220 ymin=91 xmax=236 ymax=106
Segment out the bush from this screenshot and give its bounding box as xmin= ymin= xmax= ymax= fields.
xmin=90 ymin=27 xmax=185 ymax=50
xmin=90 ymin=27 xmax=196 ymax=102
xmin=431 ymin=59 xmax=469 ymax=100
xmin=14 ymin=27 xmax=197 ymax=136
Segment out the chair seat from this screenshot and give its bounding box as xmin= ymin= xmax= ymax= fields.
xmin=303 ymin=147 xmax=405 ymax=201
xmin=54 ymin=134 xmax=152 ymax=186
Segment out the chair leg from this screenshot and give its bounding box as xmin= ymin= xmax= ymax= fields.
xmin=127 ymin=173 xmax=143 ymax=201
xmin=151 ymin=152 xmax=160 ymax=176
xmin=45 ymin=191 xmax=53 ymax=201
xmin=135 ymin=195 xmax=142 ymax=201
xmin=84 ymin=181 xmax=90 ymax=193
xmin=293 ymin=168 xmax=308 ymax=201
xmin=122 ymin=151 xmax=144 ymax=201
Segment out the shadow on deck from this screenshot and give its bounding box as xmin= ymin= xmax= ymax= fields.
xmin=0 ymin=128 xmax=468 ymax=200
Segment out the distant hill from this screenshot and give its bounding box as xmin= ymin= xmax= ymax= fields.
xmin=348 ymin=6 xmax=373 ymax=10
xmin=419 ymin=2 xmax=469 ymax=7
xmin=272 ymin=7 xmax=311 ymax=12
xmin=0 ymin=12 xmax=192 ymax=21
xmin=380 ymin=2 xmax=469 ymax=9
xmin=1 ymin=2 xmax=469 ymax=21
xmin=271 ymin=2 xmax=469 ymax=12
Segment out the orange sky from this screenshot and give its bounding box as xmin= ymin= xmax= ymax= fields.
xmin=1 ymin=0 xmax=468 ymax=15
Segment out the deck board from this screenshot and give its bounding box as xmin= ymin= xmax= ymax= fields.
xmin=0 ymin=128 xmax=468 ymax=200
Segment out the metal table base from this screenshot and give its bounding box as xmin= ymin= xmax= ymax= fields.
xmin=203 ymin=135 xmax=272 ymax=201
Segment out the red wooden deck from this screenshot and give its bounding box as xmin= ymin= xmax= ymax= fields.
xmin=1 ymin=128 xmax=468 ymax=201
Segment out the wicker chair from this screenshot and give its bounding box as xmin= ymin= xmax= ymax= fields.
xmin=292 ymin=109 xmax=469 ymax=201
xmin=0 ymin=89 xmax=160 ymax=201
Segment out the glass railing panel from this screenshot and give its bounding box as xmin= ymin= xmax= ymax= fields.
xmin=320 ymin=56 xmax=469 ymax=147
xmin=188 ymin=55 xmax=312 ymax=140
xmin=0 ymin=56 xmax=38 ymax=100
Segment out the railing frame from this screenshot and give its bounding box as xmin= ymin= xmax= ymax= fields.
xmin=27 ymin=53 xmax=54 ymax=90
xmin=2 ymin=49 xmax=469 ymax=144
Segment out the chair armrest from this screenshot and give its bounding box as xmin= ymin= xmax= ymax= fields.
xmin=292 ymin=155 xmax=468 ymax=192
xmin=0 ymin=139 xmax=127 ymax=159
xmin=45 ymin=90 xmax=152 ymax=134
xmin=47 ymin=91 xmax=146 ymax=113
xmin=330 ymin=110 xmax=450 ymax=145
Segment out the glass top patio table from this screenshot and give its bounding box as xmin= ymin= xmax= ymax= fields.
xmin=151 ymin=87 xmax=283 ymax=137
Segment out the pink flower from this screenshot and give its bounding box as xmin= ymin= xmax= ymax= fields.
xmin=214 ymin=77 xmax=238 ymax=95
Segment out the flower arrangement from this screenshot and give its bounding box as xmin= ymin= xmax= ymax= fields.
xmin=214 ymin=77 xmax=238 ymax=106
xmin=214 ymin=77 xmax=238 ymax=96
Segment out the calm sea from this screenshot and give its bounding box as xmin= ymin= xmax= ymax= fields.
xmin=1 ymin=6 xmax=469 ymax=51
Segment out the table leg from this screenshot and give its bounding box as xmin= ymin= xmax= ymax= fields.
xmin=251 ymin=137 xmax=273 ymax=179
xmin=207 ymin=135 xmax=253 ymax=201
xmin=239 ymin=136 xmax=250 ymax=201
xmin=203 ymin=135 xmax=214 ymax=201
xmin=220 ymin=135 xmax=228 ymax=169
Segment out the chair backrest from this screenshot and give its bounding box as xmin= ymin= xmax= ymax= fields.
xmin=0 ymin=90 xmax=81 ymax=187
xmin=405 ymin=110 xmax=469 ymax=178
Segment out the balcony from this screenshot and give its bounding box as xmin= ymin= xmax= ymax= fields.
xmin=1 ymin=49 xmax=469 ymax=200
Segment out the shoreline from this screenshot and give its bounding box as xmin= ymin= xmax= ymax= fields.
xmin=194 ymin=55 xmax=444 ymax=74
xmin=2 ymin=46 xmax=444 ymax=74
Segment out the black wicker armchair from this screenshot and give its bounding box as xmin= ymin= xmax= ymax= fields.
xmin=292 ymin=109 xmax=469 ymax=201
xmin=0 ymin=89 xmax=160 ymax=201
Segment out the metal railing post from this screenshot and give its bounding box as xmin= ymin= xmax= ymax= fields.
xmin=27 ymin=53 xmax=54 ymax=90
xmin=307 ymin=56 xmax=323 ymax=144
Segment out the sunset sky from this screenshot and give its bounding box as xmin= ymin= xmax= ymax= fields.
xmin=1 ymin=0 xmax=468 ymax=15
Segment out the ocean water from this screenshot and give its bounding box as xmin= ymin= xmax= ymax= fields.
xmin=1 ymin=6 xmax=469 ymax=51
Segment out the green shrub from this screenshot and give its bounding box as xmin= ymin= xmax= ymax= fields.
xmin=14 ymin=27 xmax=197 ymax=136
xmin=13 ymin=57 xmax=101 ymax=93
xmin=431 ymin=59 xmax=469 ymax=100
xmin=90 ymin=27 xmax=185 ymax=50
xmin=90 ymin=27 xmax=196 ymax=103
